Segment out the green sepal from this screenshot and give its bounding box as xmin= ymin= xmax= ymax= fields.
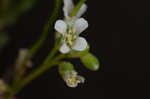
xmin=80 ymin=53 xmax=100 ymax=71
xmin=58 ymin=62 xmax=74 ymax=79
xmin=67 ymin=45 xmax=90 ymax=58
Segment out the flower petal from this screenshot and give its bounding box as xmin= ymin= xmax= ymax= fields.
xmin=73 ymin=18 xmax=88 ymax=34
xmin=63 ymin=0 xmax=74 ymax=18
xmin=72 ymin=37 xmax=87 ymax=51
xmin=54 ymin=20 xmax=67 ymax=35
xmin=60 ymin=43 xmax=70 ymax=54
xmin=76 ymin=4 xmax=87 ymax=18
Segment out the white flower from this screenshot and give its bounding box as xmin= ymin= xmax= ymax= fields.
xmin=55 ymin=18 xmax=88 ymax=54
xmin=64 ymin=70 xmax=85 ymax=88
xmin=55 ymin=0 xmax=88 ymax=54
xmin=63 ymin=0 xmax=87 ymax=19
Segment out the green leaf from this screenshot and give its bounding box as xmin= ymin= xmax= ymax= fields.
xmin=81 ymin=53 xmax=100 ymax=71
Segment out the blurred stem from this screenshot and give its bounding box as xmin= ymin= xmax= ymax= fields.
xmin=70 ymin=0 xmax=86 ymax=17
xmin=0 ymin=0 xmax=10 ymax=12
xmin=0 ymin=0 xmax=37 ymax=30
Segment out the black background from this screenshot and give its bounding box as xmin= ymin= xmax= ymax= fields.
xmin=0 ymin=0 xmax=150 ymax=99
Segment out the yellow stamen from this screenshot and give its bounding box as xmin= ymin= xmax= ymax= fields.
xmin=65 ymin=28 xmax=77 ymax=47
xmin=65 ymin=71 xmax=85 ymax=88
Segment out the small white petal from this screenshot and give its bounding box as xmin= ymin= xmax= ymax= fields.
xmin=55 ymin=20 xmax=67 ymax=35
xmin=60 ymin=43 xmax=70 ymax=54
xmin=72 ymin=37 xmax=87 ymax=51
xmin=73 ymin=18 xmax=88 ymax=34
xmin=63 ymin=0 xmax=74 ymax=18
xmin=76 ymin=4 xmax=87 ymax=18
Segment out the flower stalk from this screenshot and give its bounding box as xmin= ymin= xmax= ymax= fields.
xmin=12 ymin=0 xmax=62 ymax=89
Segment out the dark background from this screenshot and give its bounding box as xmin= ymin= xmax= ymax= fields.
xmin=0 ymin=0 xmax=150 ymax=99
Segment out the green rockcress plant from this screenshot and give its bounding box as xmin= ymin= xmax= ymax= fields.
xmin=0 ymin=0 xmax=100 ymax=99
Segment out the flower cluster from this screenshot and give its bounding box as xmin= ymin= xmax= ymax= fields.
xmin=55 ymin=0 xmax=88 ymax=54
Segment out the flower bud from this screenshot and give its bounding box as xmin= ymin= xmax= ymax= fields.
xmin=81 ymin=53 xmax=100 ymax=71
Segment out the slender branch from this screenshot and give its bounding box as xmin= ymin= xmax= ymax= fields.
xmin=27 ymin=0 xmax=62 ymax=56
xmin=12 ymin=36 xmax=63 ymax=95
xmin=13 ymin=0 xmax=62 ymax=85
xmin=14 ymin=54 xmax=65 ymax=95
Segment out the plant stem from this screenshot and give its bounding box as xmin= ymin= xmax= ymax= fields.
xmin=9 ymin=0 xmax=62 ymax=97
xmin=6 ymin=46 xmax=63 ymax=99
xmin=27 ymin=0 xmax=62 ymax=56
xmin=15 ymin=53 xmax=65 ymax=95
xmin=12 ymin=0 xmax=62 ymax=88
xmin=11 ymin=39 xmax=64 ymax=95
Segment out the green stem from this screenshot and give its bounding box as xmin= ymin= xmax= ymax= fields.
xmin=12 ymin=39 xmax=64 ymax=95
xmin=14 ymin=53 xmax=65 ymax=94
xmin=10 ymin=36 xmax=62 ymax=95
xmin=13 ymin=0 xmax=62 ymax=86
xmin=10 ymin=0 xmax=62 ymax=96
xmin=27 ymin=0 xmax=62 ymax=56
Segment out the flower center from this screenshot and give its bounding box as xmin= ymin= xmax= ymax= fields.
xmin=65 ymin=71 xmax=85 ymax=87
xmin=65 ymin=28 xmax=77 ymax=47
